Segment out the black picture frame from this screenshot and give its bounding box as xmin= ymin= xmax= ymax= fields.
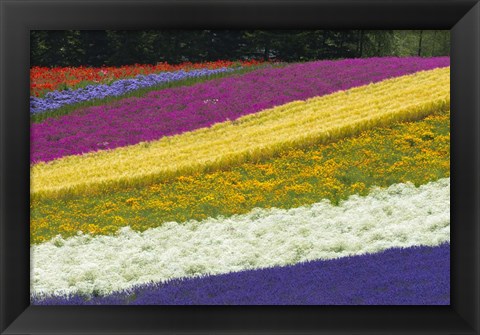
xmin=1 ymin=0 xmax=479 ymax=334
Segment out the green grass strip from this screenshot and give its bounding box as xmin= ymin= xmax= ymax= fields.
xmin=30 ymin=110 xmax=450 ymax=245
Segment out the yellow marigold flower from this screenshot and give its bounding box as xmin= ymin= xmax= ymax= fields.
xmin=351 ymin=182 xmax=366 ymax=193
xmin=285 ymin=183 xmax=314 ymax=193
xmin=112 ymin=216 xmax=125 ymax=223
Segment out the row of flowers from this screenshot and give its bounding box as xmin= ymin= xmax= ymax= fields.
xmin=30 ymin=111 xmax=450 ymax=244
xmin=31 ymin=178 xmax=450 ymax=298
xmin=30 ymin=67 xmax=239 ymax=114
xmin=31 ymin=67 xmax=450 ymax=201
xmin=30 ymin=59 xmax=265 ymax=97
xmin=31 ymin=57 xmax=449 ymax=163
xmin=32 ymin=243 xmax=450 ymax=305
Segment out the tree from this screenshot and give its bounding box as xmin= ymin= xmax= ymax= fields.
xmin=81 ymin=31 xmax=112 ymax=66
xmin=29 ymin=29 xmax=451 ymax=67
xmin=418 ymin=30 xmax=424 ymax=56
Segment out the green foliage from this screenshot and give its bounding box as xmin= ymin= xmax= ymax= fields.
xmin=31 ymin=30 xmax=450 ymax=67
xmin=391 ymin=30 xmax=450 ymax=57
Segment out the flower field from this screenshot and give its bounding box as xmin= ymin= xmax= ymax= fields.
xmin=30 ymin=57 xmax=450 ymax=305
xmin=30 ymin=59 xmax=263 ymax=97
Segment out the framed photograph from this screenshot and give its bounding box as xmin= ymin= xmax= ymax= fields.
xmin=1 ymin=0 xmax=479 ymax=334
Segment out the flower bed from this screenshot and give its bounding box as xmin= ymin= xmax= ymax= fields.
xmin=30 ymin=59 xmax=264 ymax=97
xmin=30 ymin=57 xmax=451 ymax=305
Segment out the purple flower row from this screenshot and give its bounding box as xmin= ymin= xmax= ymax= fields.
xmin=31 ymin=57 xmax=450 ymax=163
xmin=31 ymin=243 xmax=450 ymax=305
xmin=30 ymin=67 xmax=237 ymax=114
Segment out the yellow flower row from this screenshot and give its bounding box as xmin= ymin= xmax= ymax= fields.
xmin=31 ymin=67 xmax=450 ymax=200
xmin=30 ymin=111 xmax=450 ymax=244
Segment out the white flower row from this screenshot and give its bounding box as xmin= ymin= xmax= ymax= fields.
xmin=31 ymin=178 xmax=450 ymax=298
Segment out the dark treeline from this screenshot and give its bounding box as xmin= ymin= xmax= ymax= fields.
xmin=31 ymin=30 xmax=450 ymax=67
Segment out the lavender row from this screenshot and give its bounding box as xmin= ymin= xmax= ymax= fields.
xmin=31 ymin=243 xmax=450 ymax=305
xmin=30 ymin=67 xmax=237 ymax=114
xmin=31 ymin=57 xmax=450 ymax=163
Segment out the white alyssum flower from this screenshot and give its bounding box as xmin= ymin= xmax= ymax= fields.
xmin=31 ymin=178 xmax=450 ymax=297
